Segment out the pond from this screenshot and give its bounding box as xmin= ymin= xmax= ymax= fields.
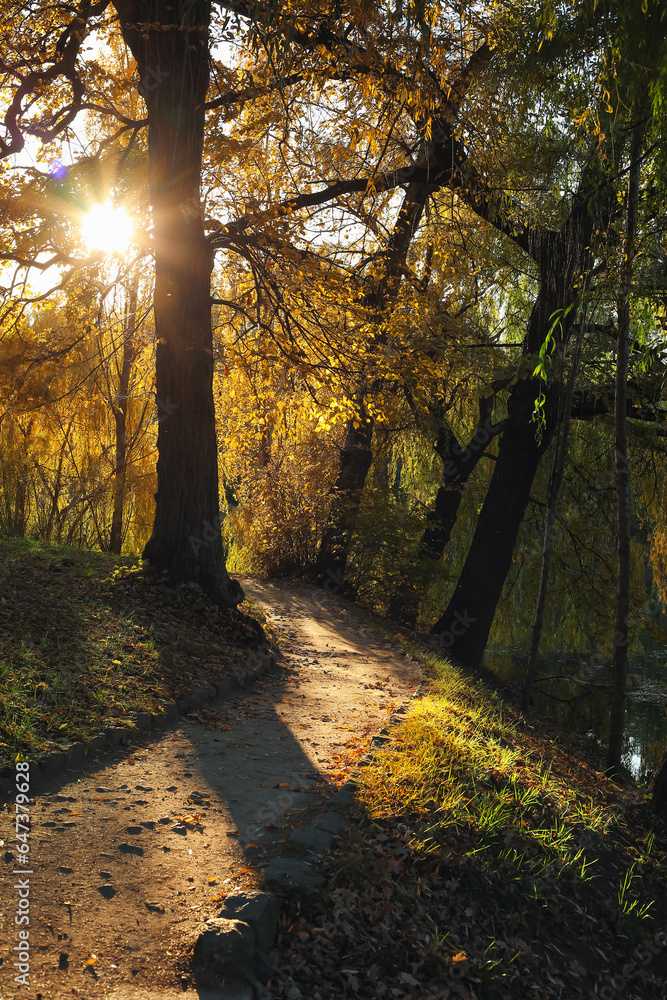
xmin=485 ymin=636 xmax=667 ymax=780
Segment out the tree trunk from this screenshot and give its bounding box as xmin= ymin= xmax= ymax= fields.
xmin=430 ymin=377 xmax=550 ymax=664
xmin=314 ymin=401 xmax=374 ymax=593
xmin=653 ymin=749 xmax=667 ymax=822
xmin=314 ymin=180 xmax=429 ymax=591
xmin=115 ymin=0 xmax=242 ymax=605
xmin=13 ymin=418 xmax=34 ymax=537
xmin=388 ymin=399 xmax=505 ymax=628
xmin=607 ymin=126 xmax=642 ymax=774
xmin=313 ymin=45 xmax=492 ymax=594
xmin=109 ymin=276 xmax=139 ymax=554
xmin=429 ymin=172 xmax=600 ymax=670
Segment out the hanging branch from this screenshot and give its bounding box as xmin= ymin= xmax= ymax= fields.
xmin=607 ymin=120 xmax=644 ymax=775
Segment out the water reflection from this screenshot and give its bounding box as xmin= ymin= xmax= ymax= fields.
xmin=485 ymin=638 xmax=667 ymax=779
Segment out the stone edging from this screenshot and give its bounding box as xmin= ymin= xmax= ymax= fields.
xmin=0 ymin=644 xmax=276 ymax=796
xmin=259 ymin=696 xmax=415 ymax=892
xmin=2 ymin=611 xmax=419 ymax=995
xmin=200 ymin=696 xmax=419 ymax=994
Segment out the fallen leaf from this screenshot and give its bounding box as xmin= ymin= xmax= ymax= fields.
xmin=175 ymin=813 xmax=204 ymax=826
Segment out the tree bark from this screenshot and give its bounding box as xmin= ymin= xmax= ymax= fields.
xmin=430 ymin=180 xmax=599 ymax=669
xmin=607 ymin=125 xmax=642 ymax=774
xmin=653 ymin=749 xmax=667 ymax=822
xmin=314 ymin=399 xmax=374 ymax=593
xmin=388 ymin=398 xmax=505 ymax=628
xmin=115 ymin=0 xmax=242 ymax=604
xmin=313 ymin=43 xmax=493 ymax=592
xmin=430 ymin=377 xmax=550 ymax=664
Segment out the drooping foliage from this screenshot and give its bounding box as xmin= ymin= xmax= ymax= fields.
xmin=0 ymin=0 xmax=665 ymax=769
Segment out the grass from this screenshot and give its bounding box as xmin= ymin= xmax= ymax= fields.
xmin=0 ymin=537 xmax=263 ymax=766
xmin=267 ymin=601 xmax=667 ymax=1000
xmin=2 ymin=544 xmax=664 ymax=995
xmin=358 ymin=655 xmax=614 ymax=861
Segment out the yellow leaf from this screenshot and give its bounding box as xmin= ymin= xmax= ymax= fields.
xmin=84 ymin=955 xmax=97 ymax=967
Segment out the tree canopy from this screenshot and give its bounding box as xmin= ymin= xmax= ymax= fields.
xmin=0 ymin=0 xmax=666 ymax=771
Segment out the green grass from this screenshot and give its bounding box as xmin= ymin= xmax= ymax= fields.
xmin=0 ymin=537 xmax=262 ymax=766
xmin=358 ymin=633 xmax=662 ymax=885
xmin=359 ymin=663 xmax=610 ymax=868
xmin=267 ymin=600 xmax=667 ymax=1000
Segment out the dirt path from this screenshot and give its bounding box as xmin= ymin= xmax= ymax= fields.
xmin=1 ymin=578 xmax=422 ymax=1000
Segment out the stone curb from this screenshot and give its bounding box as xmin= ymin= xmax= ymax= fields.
xmin=215 ymin=698 xmax=417 ymax=990
xmin=259 ymin=698 xmax=416 ymax=893
xmin=193 ymin=890 xmax=281 ymax=998
xmin=0 ymin=644 xmax=277 ymax=797
xmin=191 ymin=774 xmax=362 ymax=990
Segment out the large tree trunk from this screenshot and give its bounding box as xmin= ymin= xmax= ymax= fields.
xmin=430 ymin=183 xmax=599 ymax=668
xmin=115 ymin=0 xmax=242 ymax=605
xmin=430 ymin=377 xmax=550 ymax=663
xmin=608 ymin=126 xmax=642 ymax=774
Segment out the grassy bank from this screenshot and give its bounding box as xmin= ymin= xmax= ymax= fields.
xmin=0 ymin=538 xmax=262 ymax=766
xmin=268 ymin=621 xmax=667 ymax=1000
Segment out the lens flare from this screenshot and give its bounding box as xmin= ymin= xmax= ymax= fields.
xmin=81 ymin=202 xmax=134 ymax=253
xmin=49 ymin=160 xmax=67 ymax=181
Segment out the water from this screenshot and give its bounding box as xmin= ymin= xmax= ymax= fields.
xmin=485 ymin=638 xmax=667 ymax=780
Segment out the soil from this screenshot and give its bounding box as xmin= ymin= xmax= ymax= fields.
xmin=0 ymin=577 xmax=422 ymax=1000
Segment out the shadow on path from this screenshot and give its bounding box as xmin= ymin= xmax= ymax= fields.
xmin=0 ymin=577 xmax=421 ymax=999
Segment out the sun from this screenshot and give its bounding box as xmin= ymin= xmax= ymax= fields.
xmin=81 ymin=201 xmax=134 ymax=254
